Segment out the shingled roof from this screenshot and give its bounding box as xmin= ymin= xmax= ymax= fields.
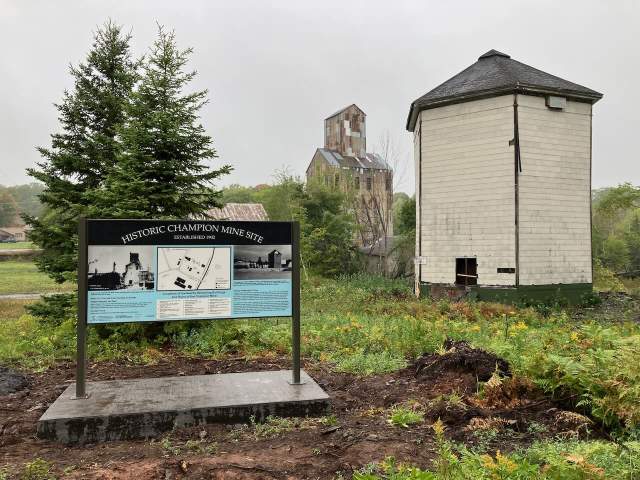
xmin=406 ymin=49 xmax=603 ymax=131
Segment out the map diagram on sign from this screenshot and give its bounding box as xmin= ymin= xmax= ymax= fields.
xmin=157 ymin=247 xmax=231 ymax=291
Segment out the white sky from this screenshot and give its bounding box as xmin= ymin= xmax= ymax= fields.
xmin=1 ymin=0 xmax=639 ymax=194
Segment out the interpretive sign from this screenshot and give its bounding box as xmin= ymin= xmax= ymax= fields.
xmin=76 ymin=218 xmax=303 ymax=398
xmin=83 ymin=219 xmax=294 ymax=324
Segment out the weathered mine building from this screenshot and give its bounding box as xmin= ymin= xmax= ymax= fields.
xmin=407 ymin=50 xmax=602 ymax=303
xmin=306 ymin=105 xmax=393 ymax=247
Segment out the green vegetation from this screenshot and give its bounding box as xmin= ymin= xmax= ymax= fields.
xmin=224 ymin=172 xmax=361 ymax=277
xmin=26 ymin=22 xmax=140 ymax=285
xmin=352 ymin=440 xmax=640 ymax=479
xmin=3 ymin=274 xmax=639 ymax=436
xmin=0 ymin=261 xmax=74 ymax=295
xmin=157 ymin=436 xmax=217 ymax=456
xmin=85 ymin=26 xmax=230 ymax=220
xmin=387 ymin=406 xmax=424 ymax=428
xmin=0 ymin=242 xmax=34 ymax=250
xmin=251 ymin=415 xmax=299 ymax=438
xmin=0 ymin=299 xmax=34 ymax=322
xmin=25 ymin=22 xmax=230 ymax=325
xmin=592 ymin=183 xmax=640 ymax=292
xmin=0 ymin=183 xmax=45 ymax=226
xmin=225 ymin=415 xmax=333 ymax=442
xmin=20 ymin=458 xmax=54 ymax=480
xmin=350 ymin=419 xmax=640 ymax=478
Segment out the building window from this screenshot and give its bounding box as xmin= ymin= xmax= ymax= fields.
xmin=455 ymin=258 xmax=477 ymax=286
xmin=335 ymin=173 xmax=339 ymax=187
xmin=366 ymin=177 xmax=372 ymax=191
xmin=385 ymin=177 xmax=392 ymax=191
xmin=355 ymin=176 xmax=360 ymax=189
xmin=324 ymin=175 xmax=330 ymax=186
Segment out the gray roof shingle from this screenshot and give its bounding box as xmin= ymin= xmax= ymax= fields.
xmin=406 ymin=50 xmax=603 ymax=131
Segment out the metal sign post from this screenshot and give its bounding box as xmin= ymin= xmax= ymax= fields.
xmin=290 ymin=221 xmax=303 ymax=385
xmin=75 ymin=217 xmax=88 ymax=399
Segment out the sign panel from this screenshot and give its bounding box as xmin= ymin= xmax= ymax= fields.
xmin=84 ymin=220 xmax=294 ymax=324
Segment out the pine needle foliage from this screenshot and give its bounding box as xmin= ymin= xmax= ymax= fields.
xmin=25 ymin=20 xmax=139 ymax=283
xmin=88 ymin=26 xmax=230 ymax=219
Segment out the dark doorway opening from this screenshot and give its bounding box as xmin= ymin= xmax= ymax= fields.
xmin=456 ymin=258 xmax=477 ymax=286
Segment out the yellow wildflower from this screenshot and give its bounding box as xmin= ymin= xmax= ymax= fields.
xmin=432 ymin=418 xmax=446 ymax=436
xmin=495 ymin=450 xmax=517 ymax=472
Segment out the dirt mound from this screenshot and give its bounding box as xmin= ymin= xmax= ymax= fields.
xmin=414 ymin=339 xmax=510 ymax=381
xmin=0 ymin=366 xmax=29 ymax=395
xmin=475 ymin=375 xmax=539 ymax=409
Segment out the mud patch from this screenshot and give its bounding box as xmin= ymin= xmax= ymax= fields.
xmin=414 ymin=339 xmax=510 ymax=381
xmin=0 ymin=353 xmax=602 ymax=479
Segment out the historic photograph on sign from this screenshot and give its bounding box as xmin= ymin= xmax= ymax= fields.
xmin=87 ymin=246 xmax=155 ymax=291
xmin=157 ymin=247 xmax=231 ymax=291
xmin=233 ymin=245 xmax=292 ymax=280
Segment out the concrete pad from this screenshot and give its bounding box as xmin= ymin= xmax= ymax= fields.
xmin=37 ymin=370 xmax=330 ymax=444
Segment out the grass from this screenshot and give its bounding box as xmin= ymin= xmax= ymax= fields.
xmin=2 ymin=273 xmax=640 ymax=430
xmin=0 ymin=260 xmax=74 ymax=295
xmin=352 ymin=440 xmax=640 ymax=479
xmin=1 ymin=273 xmax=640 ymax=477
xmin=0 ymin=241 xmax=34 ymax=250
xmin=0 ymin=299 xmax=34 ymax=322
xmin=20 ymin=458 xmax=55 ymax=480
xmin=387 ymin=406 xmax=424 ymax=428
xmin=225 ymin=415 xmax=335 ymax=442
xmin=157 ymin=436 xmax=217 ymax=456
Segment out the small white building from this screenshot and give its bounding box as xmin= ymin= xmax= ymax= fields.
xmin=407 ymin=50 xmax=602 ymax=303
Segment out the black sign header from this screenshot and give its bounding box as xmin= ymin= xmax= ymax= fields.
xmin=87 ymin=219 xmax=293 ymax=246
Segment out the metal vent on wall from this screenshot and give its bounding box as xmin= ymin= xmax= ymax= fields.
xmin=546 ymin=96 xmax=567 ymax=110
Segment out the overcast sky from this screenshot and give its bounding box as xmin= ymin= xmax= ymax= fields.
xmin=1 ymin=0 xmax=638 ymax=193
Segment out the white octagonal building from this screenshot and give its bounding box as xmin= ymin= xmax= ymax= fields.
xmin=407 ymin=50 xmax=602 ymax=303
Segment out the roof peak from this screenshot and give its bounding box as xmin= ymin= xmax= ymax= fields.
xmin=325 ymin=103 xmax=365 ymax=120
xmin=479 ymin=49 xmax=510 ymax=60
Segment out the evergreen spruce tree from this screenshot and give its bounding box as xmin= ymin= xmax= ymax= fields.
xmin=89 ymin=27 xmax=230 ymax=219
xmin=26 ymin=21 xmax=139 ymax=284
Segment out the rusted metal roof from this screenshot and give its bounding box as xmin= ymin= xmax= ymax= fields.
xmin=325 ymin=103 xmax=366 ymax=120
xmin=317 ymin=148 xmax=390 ymax=171
xmin=0 ymin=226 xmax=29 ymax=235
xmin=205 ymin=203 xmax=269 ymax=221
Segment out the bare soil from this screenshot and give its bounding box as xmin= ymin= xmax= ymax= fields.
xmin=0 ymin=352 xmax=598 ymax=479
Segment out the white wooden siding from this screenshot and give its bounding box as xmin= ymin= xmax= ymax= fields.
xmin=419 ymin=95 xmax=516 ymax=285
xmin=517 ymin=95 xmax=592 ymax=284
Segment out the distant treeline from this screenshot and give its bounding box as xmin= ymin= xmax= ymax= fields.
xmin=592 ymin=183 xmax=640 ymax=279
xmin=7 ymin=177 xmax=638 ymax=280
xmin=0 ymin=183 xmax=44 ymax=226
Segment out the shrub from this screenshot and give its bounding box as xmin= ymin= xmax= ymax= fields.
xmin=524 ymin=324 xmax=640 ymax=429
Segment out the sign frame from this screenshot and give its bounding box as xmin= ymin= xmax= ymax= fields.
xmin=75 ymin=217 xmax=303 ymax=399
